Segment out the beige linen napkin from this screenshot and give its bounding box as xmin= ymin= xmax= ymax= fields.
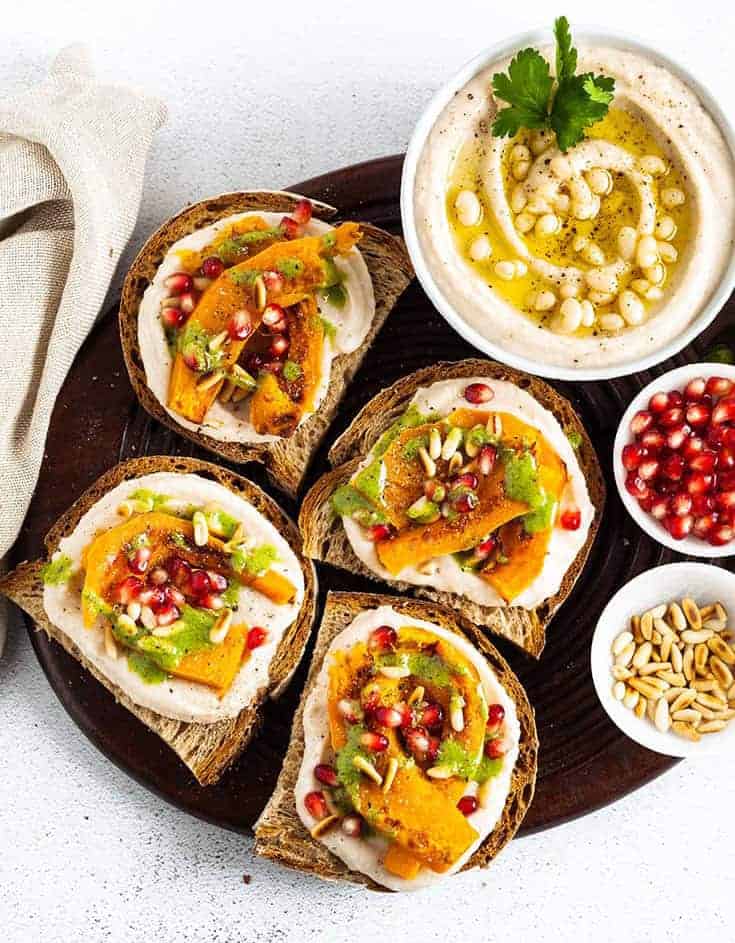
xmin=0 ymin=46 xmax=166 ymax=653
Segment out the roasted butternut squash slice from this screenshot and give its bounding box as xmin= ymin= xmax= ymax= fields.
xmin=167 ymin=223 xmax=361 ymax=424
xmin=170 ymin=623 xmax=248 ymax=697
xmin=81 ymin=511 xmax=295 ymax=628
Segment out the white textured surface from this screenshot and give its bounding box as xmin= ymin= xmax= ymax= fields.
xmin=2 ymin=1 xmax=735 ymax=940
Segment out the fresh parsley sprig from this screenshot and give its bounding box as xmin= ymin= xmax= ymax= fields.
xmin=491 ymin=16 xmax=615 ymax=152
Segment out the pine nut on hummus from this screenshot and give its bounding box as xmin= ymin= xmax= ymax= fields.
xmin=409 ymin=22 xmax=735 ymax=373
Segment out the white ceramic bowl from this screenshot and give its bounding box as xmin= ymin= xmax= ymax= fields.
xmin=400 ymin=26 xmax=735 ymax=381
xmin=591 ymin=562 xmax=735 ymax=757
xmin=614 ymin=362 xmax=735 ymax=557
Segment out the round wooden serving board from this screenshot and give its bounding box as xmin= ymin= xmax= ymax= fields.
xmin=13 ymin=155 xmax=734 ymax=836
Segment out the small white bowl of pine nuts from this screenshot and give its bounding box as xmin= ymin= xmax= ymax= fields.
xmin=591 ymin=562 xmax=735 ymax=757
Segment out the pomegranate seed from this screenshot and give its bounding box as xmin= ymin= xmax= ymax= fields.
xmin=156 ymin=603 xmax=180 ymax=626
xmin=637 ymin=458 xmax=660 ymax=481
xmin=373 ymin=706 xmax=404 ymax=728
xmin=670 ymin=492 xmax=692 ymax=517
xmin=718 ymin=447 xmax=735 ymax=471
xmin=692 ymin=493 xmax=715 ymax=515
xmin=638 ymin=493 xmax=656 ymax=513
xmin=668 ymin=390 xmax=684 ymax=407
xmin=686 ymin=472 xmax=715 ymax=495
xmin=149 ymin=567 xmax=168 ymax=585
xmin=640 ymin=428 xmax=666 ymax=451
xmin=659 ymin=479 xmax=679 ymax=495
xmin=454 ymin=492 xmax=479 ymax=514
xmin=270 ymin=335 xmax=290 ymax=358
xmin=693 ymin=514 xmax=717 ymax=539
xmin=659 ymin=407 xmax=684 ymax=428
xmin=341 ymin=815 xmax=362 ymax=838
xmin=474 ymin=536 xmax=497 ymax=560
xmin=708 ymin=523 xmax=734 ymax=546
xmin=665 ymin=424 xmax=690 ymax=450
xmin=664 ymin=513 xmax=693 ymax=539
xmin=648 ymin=391 xmax=670 ymax=413
xmin=304 ymin=791 xmax=328 ymax=820
xmin=291 ymin=199 xmax=313 ymax=225
xmin=280 ymin=215 xmax=302 ymax=238
xmin=207 ymin=570 xmax=228 ymax=592
xmin=403 ymin=726 xmax=430 ymax=759
xmin=625 ymin=473 xmax=650 ymax=499
xmin=650 ymin=496 xmax=670 ymax=520
xmin=314 ymin=764 xmax=338 ymax=787
xmin=337 ymin=699 xmax=361 ymax=724
xmin=115 ymin=575 xmax=143 ymax=605
xmin=178 ymin=291 xmax=197 ymax=315
xmin=690 ymin=451 xmax=717 ymax=474
xmin=138 ymin=586 xmax=165 ymax=609
xmin=183 ymin=351 xmax=200 ymax=371
xmin=164 ymin=272 xmax=193 ymax=295
xmin=200 ymin=256 xmax=224 ymax=279
xmin=560 ymin=508 xmax=581 ymax=530
xmin=367 ymin=523 xmax=393 ymax=542
xmin=263 ymin=360 xmax=283 ymax=375
xmin=630 ymin=411 xmax=653 ymax=436
xmin=227 ymin=310 xmax=252 ymax=341
xmin=262 ymin=303 xmax=288 ymax=331
xmin=485 ymin=738 xmax=507 ymax=759
xmin=706 ymin=376 xmax=734 ymax=397
xmin=247 ymin=626 xmax=268 ymax=650
xmin=452 ymin=472 xmax=479 ymax=490
xmin=684 ymin=377 xmax=706 ymax=401
xmin=720 ymin=471 xmax=735 ymax=490
xmin=368 ymin=625 xmax=397 ymax=652
xmin=161 ymin=306 xmax=185 ymax=328
xmin=361 ymin=731 xmax=388 ymax=752
xmin=457 ymin=795 xmax=478 ymax=816
xmin=427 ymin=737 xmax=440 ymax=763
xmin=622 ymin=443 xmax=647 ymax=470
xmin=190 ymin=570 xmax=211 ymax=595
xmin=486 ymin=703 xmax=505 ymax=734
xmin=661 ymin=453 xmax=685 ymax=481
xmin=167 ymin=557 xmax=192 ymax=588
xmin=262 ymin=270 xmax=285 ymax=293
xmin=716 ymin=490 xmax=735 ymax=511
xmin=707 ymin=424 xmax=726 ymax=448
xmin=361 ymin=688 xmax=381 ymax=714
xmin=685 ymin=403 xmax=710 ymax=428
xmin=244 ymin=352 xmax=265 ymax=375
xmin=201 ymin=593 xmax=224 ymax=610
xmin=167 ymin=586 xmax=185 ymax=607
xmin=682 ymin=435 xmax=705 ymax=459
xmin=128 ymin=546 xmax=151 ymax=574
xmin=419 ymin=703 xmax=444 ymax=730
xmin=478 ymin=444 xmax=497 ymax=475
xmin=464 ymin=383 xmax=494 ymax=405
xmin=713 ymin=395 xmax=735 ymax=425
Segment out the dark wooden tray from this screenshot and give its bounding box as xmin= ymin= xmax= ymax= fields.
xmin=14 ymin=154 xmax=732 ymax=836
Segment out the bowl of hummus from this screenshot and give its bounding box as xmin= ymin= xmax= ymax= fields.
xmin=401 ymin=21 xmax=735 ymax=380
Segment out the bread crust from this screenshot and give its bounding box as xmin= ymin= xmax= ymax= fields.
xmin=119 ymin=191 xmax=414 ymax=497
xmin=299 ymin=359 xmax=605 ymax=657
xmin=254 ymin=590 xmax=538 ymax=890
xmin=0 ymin=455 xmax=318 ymax=785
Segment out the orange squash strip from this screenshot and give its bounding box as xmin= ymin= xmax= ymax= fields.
xmin=170 ymin=623 xmax=247 ymax=696
xmin=383 ymin=844 xmax=423 ymax=881
xmin=483 ymin=521 xmax=554 ymax=603
xmin=167 ymin=223 xmax=361 ymax=424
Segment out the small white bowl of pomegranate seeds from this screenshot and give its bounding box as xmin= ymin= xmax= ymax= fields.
xmin=615 ymin=363 xmax=735 ymax=555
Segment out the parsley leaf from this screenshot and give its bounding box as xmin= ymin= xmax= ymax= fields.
xmin=491 ymin=16 xmax=615 ymax=152
xmin=491 ymin=48 xmax=552 ymax=138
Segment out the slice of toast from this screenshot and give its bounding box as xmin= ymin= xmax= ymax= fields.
xmin=119 ymin=191 xmax=413 ymax=498
xmin=0 ymin=455 xmax=318 ymax=785
xmin=254 ymin=590 xmax=538 ymax=890
xmin=299 ymin=359 xmax=606 ymax=657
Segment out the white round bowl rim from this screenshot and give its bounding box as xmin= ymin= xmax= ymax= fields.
xmin=591 ymin=561 xmax=735 ymax=757
xmin=614 ymin=362 xmax=735 ymax=558
xmin=400 ymin=24 xmax=735 ymax=382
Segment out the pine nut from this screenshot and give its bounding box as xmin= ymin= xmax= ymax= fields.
xmin=441 ymin=427 xmax=463 ymax=461
xmin=654 ymin=697 xmax=671 ymax=733
xmin=382 ymin=757 xmax=399 ymax=794
xmin=699 ymin=720 xmax=727 ymax=734
xmin=711 ymin=657 xmax=734 ymax=689
xmin=640 ymin=611 xmax=653 ymax=640
xmin=668 ymin=602 xmax=686 ymax=632
xmin=612 ymin=665 xmax=634 ymax=681
xmin=192 ymin=510 xmax=209 ymax=547
xmin=428 ymin=427 xmax=442 ymax=461
xmin=418 ymin=447 xmax=436 ymax=478
xmin=638 ymin=662 xmax=670 ymax=676
xmin=209 ymin=609 xmax=232 ymax=644
xmin=671 ymin=708 xmax=702 ymax=724
xmin=352 ymin=755 xmax=382 ymax=785
xmin=612 ymin=631 xmax=634 ymax=656
xmin=682 ymin=597 xmax=701 ymax=629
xmin=613 ymin=681 xmax=626 ymax=701
xmin=708 ymin=636 xmax=735 ymax=665
xmin=623 ymin=687 xmax=640 ymax=710
xmin=672 ymin=721 xmax=701 ymax=742
xmin=196 ymin=370 xmax=225 ymax=392
xmin=633 ymin=641 xmax=653 ymax=669
xmin=310 ymin=815 xmax=339 ymax=839
xmin=634 ymin=698 xmax=647 ymax=719
xmin=615 ymin=642 xmax=636 ymax=667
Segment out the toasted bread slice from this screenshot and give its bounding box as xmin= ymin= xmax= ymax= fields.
xmin=254 ymin=591 xmax=538 ymax=890
xmin=299 ymin=360 xmax=605 ymax=657
xmin=119 ymin=191 xmax=413 ymax=498
xmin=0 ymin=456 xmax=317 ymax=785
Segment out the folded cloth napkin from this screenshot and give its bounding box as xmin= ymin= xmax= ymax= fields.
xmin=0 ymin=46 xmax=166 ymax=654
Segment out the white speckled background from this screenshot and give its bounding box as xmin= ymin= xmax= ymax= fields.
xmin=2 ymin=1 xmax=735 ymax=940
